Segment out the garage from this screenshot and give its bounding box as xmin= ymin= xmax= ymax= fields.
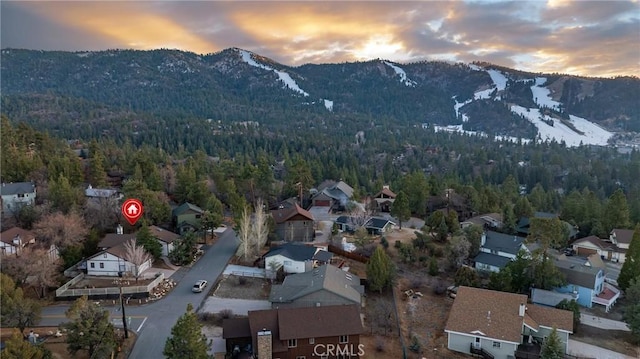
xmin=575 ymin=246 xmax=597 ymax=256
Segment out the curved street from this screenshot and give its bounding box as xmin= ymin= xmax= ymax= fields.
xmin=41 ymin=228 xmax=240 ymax=359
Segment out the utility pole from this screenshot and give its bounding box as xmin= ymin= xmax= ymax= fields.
xmin=118 ymin=271 xmax=129 ymax=339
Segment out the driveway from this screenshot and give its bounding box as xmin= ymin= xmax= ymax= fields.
xmin=569 ymin=339 xmax=637 ymax=359
xmin=580 ymin=313 xmax=630 ymax=331
xmin=199 ymin=297 xmax=271 ymax=315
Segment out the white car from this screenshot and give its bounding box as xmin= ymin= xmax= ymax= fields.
xmin=192 ymin=280 xmax=208 ymax=293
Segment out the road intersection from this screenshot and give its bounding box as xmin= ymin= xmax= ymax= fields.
xmin=41 ymin=227 xmax=240 ymax=358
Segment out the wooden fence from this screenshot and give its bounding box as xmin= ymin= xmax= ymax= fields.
xmin=56 ymin=273 xmax=164 ymax=299
xmin=327 ymin=244 xmax=369 ymax=263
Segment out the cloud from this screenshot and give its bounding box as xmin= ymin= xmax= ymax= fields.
xmin=1 ymin=0 xmax=637 ymax=77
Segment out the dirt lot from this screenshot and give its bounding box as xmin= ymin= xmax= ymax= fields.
xmin=212 ymin=275 xmax=271 ymax=299
xmin=0 ymin=327 xmax=135 ymax=359
xmin=572 ymin=324 xmax=639 ymax=357
xmin=72 ymin=277 xmax=155 ymax=289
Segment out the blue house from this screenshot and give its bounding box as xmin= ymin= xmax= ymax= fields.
xmin=473 ymin=231 xmax=528 ymax=272
xmin=552 ymin=258 xmax=618 ymax=311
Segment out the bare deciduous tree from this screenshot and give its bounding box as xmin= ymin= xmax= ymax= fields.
xmin=1 ymin=247 xmax=60 ymax=298
xmin=235 ymin=205 xmax=253 ymax=262
xmin=32 ymin=210 xmax=88 ymax=248
xmin=83 ymin=196 xmax=120 ymax=233
xmin=251 ymin=198 xmax=269 ymax=255
xmin=122 ymin=239 xmax=152 ymax=282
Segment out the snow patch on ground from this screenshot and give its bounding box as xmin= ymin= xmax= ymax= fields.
xmin=434 ymin=125 xmax=530 ymax=144
xmin=531 ymin=77 xmax=561 ymax=111
xmin=239 ymin=49 xmax=309 ymax=97
xmin=474 ymin=88 xmax=494 ymax=100
xmin=323 ymin=99 xmax=334 ymax=111
xmin=383 ymin=61 xmax=416 ymax=87
xmin=468 ymin=64 xmax=483 ymax=71
xmin=510 ymin=105 xmax=613 ymax=147
xmin=453 ymin=96 xmax=473 ymax=118
xmin=487 ymin=69 xmax=508 ymax=92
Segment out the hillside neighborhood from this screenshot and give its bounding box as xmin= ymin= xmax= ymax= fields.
xmin=1 ymin=171 xmax=639 ymax=359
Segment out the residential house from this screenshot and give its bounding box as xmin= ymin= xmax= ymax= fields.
xmin=609 ymin=228 xmax=635 ymax=263
xmin=271 ymin=203 xmax=315 ymax=242
xmin=270 ymin=264 xmax=363 ymax=309
xmin=172 ymin=202 xmax=203 ymax=234
xmin=552 ymin=258 xmax=619 ymax=312
xmin=86 ymin=241 xmax=152 ymax=277
xmin=445 ymin=286 xmax=574 ymax=359
xmin=98 ymin=225 xmax=136 ymax=250
xmin=84 ymin=184 xmax=123 ymax=200
xmin=363 ymin=217 xmax=396 ymax=235
xmin=223 ymin=305 xmax=363 ymax=359
xmin=149 ymin=225 xmax=180 ymax=257
xmin=460 ymin=213 xmax=503 ymax=230
xmin=0 ymin=227 xmax=36 ymax=255
xmin=311 ymin=180 xmax=354 ymax=211
xmin=571 ymin=235 xmax=626 ymax=263
xmin=473 ymin=231 xmax=528 ymax=272
xmin=264 ymin=243 xmax=333 ymax=275
xmin=334 ymin=216 xmax=356 ymax=233
xmin=1 ymin=182 xmax=36 ymax=217
xmin=373 ymin=185 xmax=396 ymax=212
xmin=427 ymin=189 xmax=474 ymax=222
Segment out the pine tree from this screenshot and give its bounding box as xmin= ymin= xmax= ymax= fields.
xmin=136 ymin=221 xmax=162 ymax=259
xmin=2 ymin=331 xmax=50 ymax=359
xmin=540 ymin=326 xmax=564 ymax=359
xmin=390 ymin=191 xmax=410 ymax=229
xmin=367 ymin=246 xmax=395 ymax=293
xmin=63 ymin=296 xmax=117 ymax=358
xmin=164 ymin=303 xmax=211 ymax=359
xmin=604 ymin=188 xmax=631 ymax=233
xmin=618 ymin=226 xmax=640 ymax=291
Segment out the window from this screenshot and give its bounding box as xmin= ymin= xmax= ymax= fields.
xmin=103 ymin=254 xmax=107 ymax=258
xmin=17 ymin=193 xmax=25 ymax=198
xmin=296 ymin=356 xmax=306 ymax=359
xmin=195 ymin=214 xmax=201 ymax=219
xmin=288 ymin=339 xmax=297 ymax=348
xmin=90 ymin=263 xmax=95 ymax=268
xmin=492 ymin=341 xmax=501 ymax=348
xmin=309 ymin=338 xmax=315 ymax=344
xmin=284 ymin=260 xmax=292 ymax=266
xmin=339 ymin=335 xmax=348 ymax=344
xmin=99 ymin=263 xmax=104 ymax=269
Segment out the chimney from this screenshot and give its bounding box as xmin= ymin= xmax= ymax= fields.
xmin=257 ymin=329 xmax=272 ymax=359
xmin=519 ymin=303 xmax=526 ymax=317
xmin=116 ymin=224 xmax=123 ymax=235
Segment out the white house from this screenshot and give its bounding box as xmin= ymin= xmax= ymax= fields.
xmin=445 ymin=286 xmax=574 ymax=359
xmin=150 ymin=225 xmax=180 ymax=257
xmin=264 ymin=243 xmax=332 ymax=275
xmin=1 ymin=182 xmax=36 ymax=217
xmin=474 ymin=231 xmax=528 ymax=272
xmin=86 ymin=242 xmax=152 ymax=277
xmin=0 ymin=227 xmax=36 ymax=255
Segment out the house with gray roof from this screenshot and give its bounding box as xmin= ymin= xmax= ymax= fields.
xmin=172 ymin=202 xmax=203 ymax=234
xmin=311 ymin=180 xmax=354 ymax=211
xmin=473 ymin=231 xmax=529 ymax=272
xmin=270 ymin=264 xmax=363 ymax=309
xmin=264 ymin=243 xmax=333 ymax=274
xmin=1 ymin=182 xmax=36 ymax=217
xmin=550 ymin=258 xmax=619 ymax=312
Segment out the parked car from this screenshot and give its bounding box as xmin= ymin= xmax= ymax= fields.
xmin=563 ymin=248 xmax=576 ymax=256
xmin=192 ymin=280 xmax=208 ymax=293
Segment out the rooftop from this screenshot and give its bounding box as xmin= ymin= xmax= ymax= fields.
xmin=0 ymin=182 xmax=35 ymax=196
xmin=270 ymin=264 xmax=362 ymax=304
xmin=483 ymin=230 xmax=526 ymax=255
xmin=265 ymin=243 xmax=318 ymax=262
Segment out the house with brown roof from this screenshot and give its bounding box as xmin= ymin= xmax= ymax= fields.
xmin=86 ymin=240 xmax=153 ymax=277
xmin=608 ymin=228 xmax=635 ymax=262
xmin=223 ymin=305 xmax=364 ymax=359
xmin=0 ymin=226 xmax=36 ymax=255
xmin=571 ymin=235 xmax=627 ymax=263
xmin=149 ymin=225 xmax=180 ymax=257
xmin=271 ymin=203 xmax=315 ymax=242
xmin=445 ymin=286 xmax=573 ymax=359
xmin=373 ymin=185 xmax=396 ymax=212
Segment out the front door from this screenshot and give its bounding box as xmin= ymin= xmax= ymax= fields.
xmin=474 ymin=337 xmax=481 ymax=349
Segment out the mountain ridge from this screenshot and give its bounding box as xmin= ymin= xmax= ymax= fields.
xmin=1 ymin=47 xmax=638 ymax=146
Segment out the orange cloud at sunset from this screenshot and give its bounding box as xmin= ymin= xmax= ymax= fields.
xmin=1 ymin=1 xmax=638 ymax=78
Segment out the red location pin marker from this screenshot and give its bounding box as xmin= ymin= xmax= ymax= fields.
xmin=121 ymin=198 xmax=144 ymax=226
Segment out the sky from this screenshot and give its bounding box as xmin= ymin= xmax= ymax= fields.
xmin=1 ymin=1 xmax=638 ymax=78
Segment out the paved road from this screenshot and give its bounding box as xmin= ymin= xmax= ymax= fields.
xmin=569 ymin=339 xmax=637 ymax=359
xmin=580 ymin=312 xmax=630 ymax=331
xmin=41 ymin=227 xmax=239 ymax=359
